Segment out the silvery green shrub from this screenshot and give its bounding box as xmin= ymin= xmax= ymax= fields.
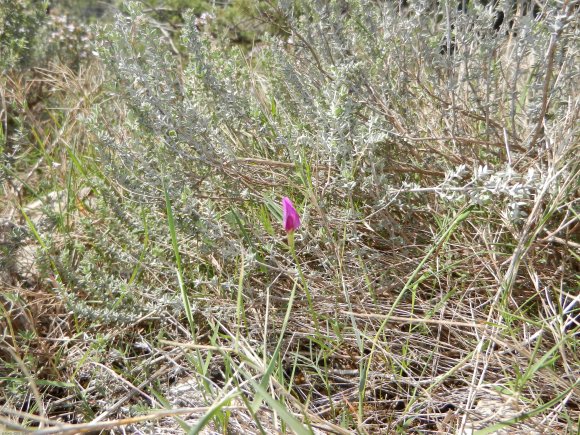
xmin=0 ymin=0 xmax=48 ymax=73
xmin=66 ymin=0 xmax=577 ymax=321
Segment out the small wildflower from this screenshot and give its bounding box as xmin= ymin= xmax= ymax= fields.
xmin=282 ymin=197 xmax=301 ymax=233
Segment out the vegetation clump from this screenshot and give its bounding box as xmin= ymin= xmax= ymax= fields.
xmin=1 ymin=0 xmax=578 ymax=433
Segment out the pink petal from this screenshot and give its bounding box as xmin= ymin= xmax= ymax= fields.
xmin=282 ymin=197 xmax=301 ymax=232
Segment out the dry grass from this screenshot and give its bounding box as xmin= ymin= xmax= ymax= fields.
xmin=1 ymin=0 xmax=579 ymax=433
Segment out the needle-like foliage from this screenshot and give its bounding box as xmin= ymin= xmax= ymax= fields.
xmin=1 ymin=0 xmax=578 ymax=433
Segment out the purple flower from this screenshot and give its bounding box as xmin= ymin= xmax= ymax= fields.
xmin=282 ymin=197 xmax=301 ymax=233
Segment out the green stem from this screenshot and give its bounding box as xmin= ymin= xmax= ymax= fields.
xmin=288 ymin=231 xmax=319 ymax=329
